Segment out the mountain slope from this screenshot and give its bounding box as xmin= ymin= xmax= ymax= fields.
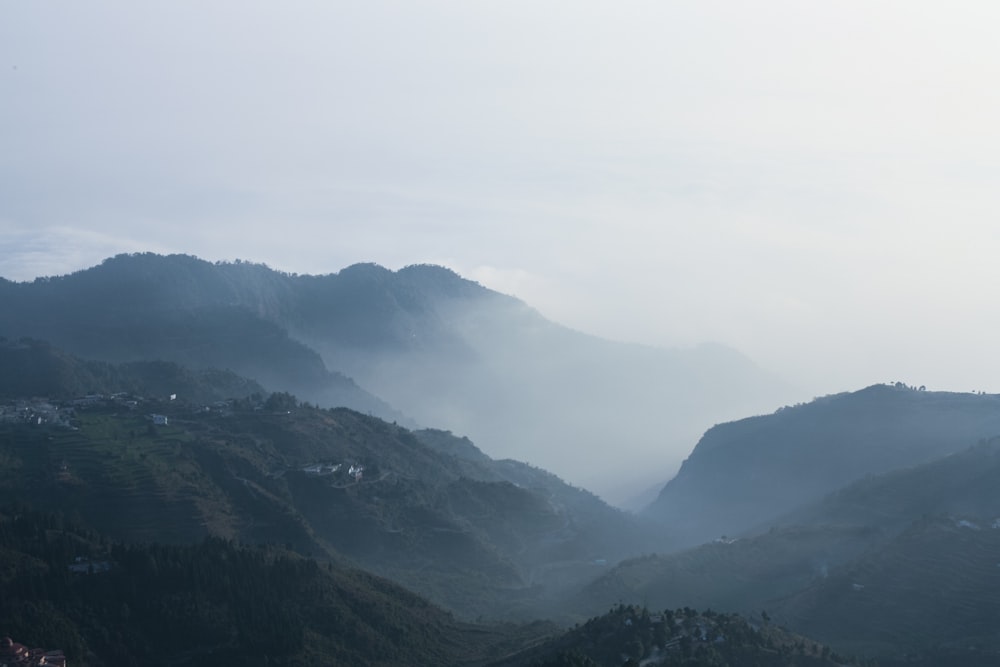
xmin=0 ymin=255 xmax=400 ymax=421
xmin=295 ymin=262 xmax=792 ymax=503
xmin=0 ymin=253 xmax=792 ymax=503
xmin=0 ymin=508 xmax=548 ymax=667
xmin=584 ymin=428 xmax=1000 ymax=662
xmin=645 ymin=384 xmax=1000 ymax=547
xmin=0 ymin=336 xmax=265 ymax=404
xmin=773 ymin=514 xmax=1000 ymax=661
xmin=773 ymin=436 xmax=1000 ymax=534
xmin=0 ymin=344 xmax=658 ymax=620
xmin=574 ymin=524 xmax=885 ymax=622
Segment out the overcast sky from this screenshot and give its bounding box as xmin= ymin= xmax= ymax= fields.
xmin=3 ymin=2 xmax=1000 ymax=398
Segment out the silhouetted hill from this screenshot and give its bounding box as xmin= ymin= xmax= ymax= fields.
xmin=0 ymin=253 xmax=792 ymax=503
xmin=645 ymin=384 xmax=1000 ymax=547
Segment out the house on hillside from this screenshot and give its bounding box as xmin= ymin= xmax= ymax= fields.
xmin=68 ymin=556 xmax=112 ymax=574
xmin=150 ymin=414 xmax=168 ymax=426
xmin=0 ymin=636 xmax=66 ymax=666
xmin=302 ymin=463 xmax=341 ymax=476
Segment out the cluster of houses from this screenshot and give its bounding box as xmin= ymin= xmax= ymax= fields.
xmin=301 ymin=462 xmax=365 ymax=482
xmin=954 ymin=517 xmax=1000 ymax=531
xmin=302 ymin=463 xmax=341 ymax=476
xmin=67 ymin=556 xmax=112 ymax=575
xmin=0 ymin=393 xmax=150 ymax=429
xmin=0 ymin=400 xmax=72 ymax=428
xmin=0 ymin=637 xmax=66 ymax=667
xmin=0 ymin=393 xmax=198 ymax=430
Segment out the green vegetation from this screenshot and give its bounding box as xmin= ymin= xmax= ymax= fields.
xmin=7 ymin=260 xmax=1000 ymax=664
xmin=647 ymin=384 xmax=1000 ymax=548
xmin=500 ymin=604 xmax=861 ymax=666
xmin=775 ymin=514 xmax=1000 ymax=660
xmin=0 ymin=251 xmax=790 ymax=506
xmin=578 ymin=525 xmax=885 ymax=619
xmin=0 ymin=508 xmax=541 ymax=666
xmin=0 ymin=375 xmax=655 ymax=622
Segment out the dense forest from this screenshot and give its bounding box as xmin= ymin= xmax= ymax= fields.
xmin=0 ymin=508 xmax=542 ymax=666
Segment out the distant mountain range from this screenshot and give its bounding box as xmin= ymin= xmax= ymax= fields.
xmin=0 ymin=253 xmax=793 ymax=503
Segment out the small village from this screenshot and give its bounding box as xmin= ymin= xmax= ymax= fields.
xmin=0 ymin=637 xmax=66 ymax=667
xmin=0 ymin=394 xmax=372 ymax=492
xmin=0 ymin=393 xmax=157 ymax=430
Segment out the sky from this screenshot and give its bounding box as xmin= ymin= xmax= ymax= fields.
xmin=3 ymin=1 xmax=1000 ymax=398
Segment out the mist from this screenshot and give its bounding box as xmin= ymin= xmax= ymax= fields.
xmin=291 ymin=264 xmax=798 ymax=505
xmin=7 ymin=3 xmax=1000 ymax=663
xmin=5 ymin=2 xmax=1000 ymax=401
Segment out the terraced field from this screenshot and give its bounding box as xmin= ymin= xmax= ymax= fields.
xmin=0 ymin=409 xmax=217 ymax=542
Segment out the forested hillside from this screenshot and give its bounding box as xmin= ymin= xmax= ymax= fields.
xmin=0 ymin=253 xmax=791 ymax=503
xmin=0 ymin=508 xmax=546 ymax=667
xmin=0 ymin=344 xmax=659 ymax=621
xmin=646 ymin=384 xmax=1000 ymax=547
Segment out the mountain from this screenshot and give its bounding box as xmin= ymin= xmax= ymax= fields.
xmin=292 ymin=262 xmax=793 ymax=504
xmin=0 ymin=345 xmax=659 ymax=620
xmin=645 ymin=384 xmax=1000 ymax=547
xmin=579 ymin=430 xmax=1000 ymax=662
xmin=0 ymin=253 xmax=792 ymax=504
xmin=0 ymin=255 xmax=400 ymax=422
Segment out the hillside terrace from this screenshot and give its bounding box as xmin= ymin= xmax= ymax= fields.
xmin=0 ymin=399 xmax=72 ymax=428
xmin=0 ymin=394 xmax=248 ymax=428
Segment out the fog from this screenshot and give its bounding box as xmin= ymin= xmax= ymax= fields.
xmin=289 ymin=268 xmax=796 ymax=505
xmin=4 ymin=2 xmax=1000 ymax=419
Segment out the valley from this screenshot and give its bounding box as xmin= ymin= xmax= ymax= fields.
xmin=2 ymin=255 xmax=1000 ymax=665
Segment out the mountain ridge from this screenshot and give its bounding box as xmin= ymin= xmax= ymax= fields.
xmin=0 ymin=252 xmax=793 ymax=503
xmin=645 ymin=383 xmax=1000 ymax=547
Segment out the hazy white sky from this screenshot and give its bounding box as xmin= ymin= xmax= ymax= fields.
xmin=3 ymin=1 xmax=1000 ymax=397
